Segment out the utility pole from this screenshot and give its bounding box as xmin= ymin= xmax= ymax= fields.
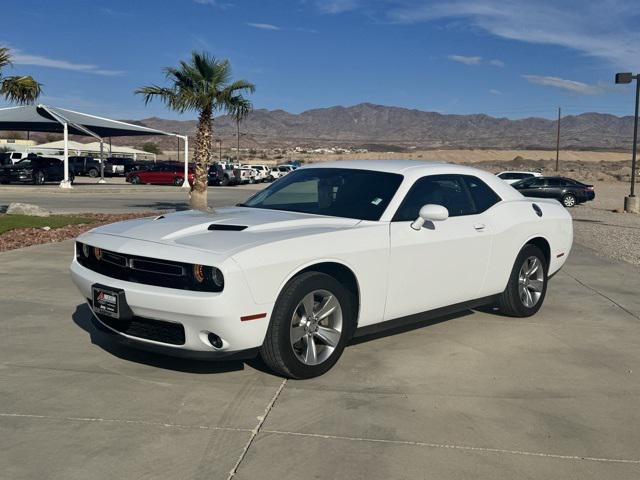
xmin=218 ymin=139 xmax=222 ymax=162
xmin=177 ymin=136 xmax=180 ymax=162
xmin=555 ymin=107 xmax=561 ymax=172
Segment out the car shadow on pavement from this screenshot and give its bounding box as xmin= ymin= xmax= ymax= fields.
xmin=72 ymin=303 xmax=248 ymax=374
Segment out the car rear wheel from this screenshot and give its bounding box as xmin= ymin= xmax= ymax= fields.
xmin=260 ymin=272 xmax=354 ymax=379
xmin=497 ymin=244 xmax=548 ymax=317
xmin=173 ymin=176 xmax=184 ymax=186
xmin=88 ymin=168 xmax=99 ymax=178
xmin=562 ymin=194 xmax=576 ymax=208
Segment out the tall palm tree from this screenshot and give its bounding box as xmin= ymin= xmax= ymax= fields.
xmin=0 ymin=46 xmax=42 ymax=104
xmin=136 ymin=51 xmax=255 ymax=210
xmin=228 ymin=95 xmax=252 ymax=163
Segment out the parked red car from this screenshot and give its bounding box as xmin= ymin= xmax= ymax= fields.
xmin=126 ymin=163 xmax=194 ymax=186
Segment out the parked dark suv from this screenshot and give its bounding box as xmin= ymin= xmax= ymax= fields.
xmin=107 ymin=157 xmax=136 ymax=175
xmin=512 ymin=176 xmax=595 ymax=207
xmin=0 ymin=155 xmax=74 ymax=185
xmin=69 ymin=156 xmax=101 ymax=177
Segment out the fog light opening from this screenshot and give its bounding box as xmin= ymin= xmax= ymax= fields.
xmin=207 ymin=333 xmax=223 ymax=349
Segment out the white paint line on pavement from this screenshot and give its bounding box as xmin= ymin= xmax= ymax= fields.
xmin=260 ymin=429 xmax=640 ymax=465
xmin=0 ymin=413 xmax=253 ymax=433
xmin=227 ymin=378 xmax=288 ymax=480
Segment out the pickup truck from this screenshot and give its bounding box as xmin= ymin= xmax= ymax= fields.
xmin=69 ymin=156 xmax=124 ymax=177
xmin=208 ymin=162 xmax=240 ymax=186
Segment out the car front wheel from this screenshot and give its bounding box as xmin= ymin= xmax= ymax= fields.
xmin=173 ymin=176 xmax=184 ymax=186
xmin=562 ymin=194 xmax=576 ymax=208
xmin=33 ymin=171 xmax=45 ymax=185
xmin=130 ymin=175 xmax=141 ymax=185
xmin=497 ymin=244 xmax=548 ymax=317
xmin=260 ymin=272 xmax=354 ymax=379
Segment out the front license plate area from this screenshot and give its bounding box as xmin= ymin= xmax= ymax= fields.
xmin=92 ymin=284 xmax=129 ymax=319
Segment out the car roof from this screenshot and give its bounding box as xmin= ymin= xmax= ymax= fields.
xmin=300 ymin=160 xmax=522 ymax=200
xmin=301 ymin=159 xmax=449 ymax=173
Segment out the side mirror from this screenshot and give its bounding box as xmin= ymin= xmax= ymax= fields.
xmin=411 ymin=204 xmax=449 ymax=230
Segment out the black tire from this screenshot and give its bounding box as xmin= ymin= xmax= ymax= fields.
xmin=173 ymin=176 xmax=184 ymax=186
xmin=562 ymin=193 xmax=576 ymax=208
xmin=497 ymin=244 xmax=548 ymax=317
xmin=220 ymin=175 xmax=230 ymax=187
xmin=33 ymin=170 xmax=45 ymax=185
xmin=130 ymin=175 xmax=141 ymax=185
xmin=88 ymin=168 xmax=99 ymax=178
xmin=260 ymin=272 xmax=355 ymax=379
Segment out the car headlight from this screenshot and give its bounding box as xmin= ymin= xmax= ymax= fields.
xmin=191 ymin=264 xmax=224 ymax=291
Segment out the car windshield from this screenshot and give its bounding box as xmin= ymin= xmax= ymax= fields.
xmin=15 ymin=159 xmax=32 ymax=168
xmin=241 ymin=168 xmax=403 ymax=220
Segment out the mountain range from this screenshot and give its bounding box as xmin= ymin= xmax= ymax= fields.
xmin=120 ymin=103 xmax=635 ymax=151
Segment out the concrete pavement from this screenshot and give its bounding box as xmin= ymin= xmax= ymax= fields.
xmin=0 ymin=242 xmax=639 ymax=479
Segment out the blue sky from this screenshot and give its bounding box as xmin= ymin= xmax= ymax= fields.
xmin=1 ymin=0 xmax=639 ymax=120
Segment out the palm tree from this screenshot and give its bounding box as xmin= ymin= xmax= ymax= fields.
xmin=136 ymin=51 xmax=255 ymax=210
xmin=228 ymin=95 xmax=252 ymax=163
xmin=0 ymin=46 xmax=42 ymax=104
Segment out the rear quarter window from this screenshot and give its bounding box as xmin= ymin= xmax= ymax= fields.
xmin=463 ymin=176 xmax=501 ymax=213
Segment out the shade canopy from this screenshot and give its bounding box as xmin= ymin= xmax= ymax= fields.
xmin=0 ymin=104 xmax=171 ymax=137
xmin=0 ymin=104 xmax=189 ymax=189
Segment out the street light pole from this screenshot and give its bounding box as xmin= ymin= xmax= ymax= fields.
xmin=630 ymin=76 xmax=639 ymax=198
xmin=615 ymin=72 xmax=640 ymax=213
xmin=555 ymin=107 xmax=561 ymax=172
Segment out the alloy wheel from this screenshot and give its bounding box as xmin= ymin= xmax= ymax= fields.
xmin=518 ymin=256 xmax=544 ymax=308
xmin=563 ymin=195 xmax=576 ymax=207
xmin=290 ymin=289 xmax=343 ymax=366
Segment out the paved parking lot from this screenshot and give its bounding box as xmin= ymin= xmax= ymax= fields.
xmin=0 ymin=182 xmax=261 ymax=214
xmin=1 ymin=239 xmax=639 ymax=479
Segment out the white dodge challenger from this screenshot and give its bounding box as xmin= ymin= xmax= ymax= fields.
xmin=71 ymin=160 xmax=573 ymax=378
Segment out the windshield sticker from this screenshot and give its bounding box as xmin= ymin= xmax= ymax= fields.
xmin=371 ymin=197 xmax=382 ymax=205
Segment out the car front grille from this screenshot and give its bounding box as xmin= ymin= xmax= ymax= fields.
xmin=76 ymin=242 xmax=223 ymax=292
xmin=94 ymin=309 xmax=186 ymax=345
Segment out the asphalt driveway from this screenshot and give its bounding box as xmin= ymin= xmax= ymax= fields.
xmin=1 ymin=241 xmax=639 ymax=480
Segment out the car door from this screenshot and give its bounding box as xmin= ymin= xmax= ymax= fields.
xmin=385 ymin=174 xmax=496 ymax=320
xmin=514 ymin=177 xmax=545 ymax=197
xmin=544 ymin=178 xmax=565 ymax=200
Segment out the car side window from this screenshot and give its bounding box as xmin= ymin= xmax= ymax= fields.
xmin=528 ymin=178 xmax=545 ymax=188
xmin=547 ymin=178 xmax=563 ymax=187
xmin=393 ymin=174 xmax=476 ymax=221
xmin=463 ymin=176 xmax=501 ymax=213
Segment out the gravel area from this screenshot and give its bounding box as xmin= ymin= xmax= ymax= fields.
xmin=569 ymin=181 xmax=640 ymax=265
xmin=0 ymin=212 xmax=159 ymax=252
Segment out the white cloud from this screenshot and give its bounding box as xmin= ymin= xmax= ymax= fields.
xmin=448 ymin=54 xmax=482 ymax=65
xmin=523 ymin=75 xmax=603 ymax=95
xmin=11 ymin=51 xmax=123 ymax=76
xmin=489 ymin=89 xmax=502 ymax=95
xmin=246 ymin=22 xmax=280 ymax=30
xmin=448 ymin=55 xmax=503 ymax=67
xmin=193 ymin=0 xmax=232 ymax=8
xmin=315 ymin=0 xmax=360 ymax=14
xmin=385 ymin=0 xmax=640 ymax=70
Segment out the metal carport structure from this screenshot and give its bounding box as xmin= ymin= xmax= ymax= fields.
xmin=0 ymin=104 xmax=189 ymax=188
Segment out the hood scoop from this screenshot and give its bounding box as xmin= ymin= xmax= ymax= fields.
xmin=208 ymin=224 xmax=248 ymax=232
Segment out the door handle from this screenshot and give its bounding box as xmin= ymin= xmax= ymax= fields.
xmin=474 ymin=223 xmax=486 ymax=231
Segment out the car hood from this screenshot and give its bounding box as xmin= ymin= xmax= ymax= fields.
xmin=88 ymin=207 xmax=361 ymax=255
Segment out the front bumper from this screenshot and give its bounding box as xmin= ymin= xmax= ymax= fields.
xmin=70 ymin=258 xmax=273 ymax=355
